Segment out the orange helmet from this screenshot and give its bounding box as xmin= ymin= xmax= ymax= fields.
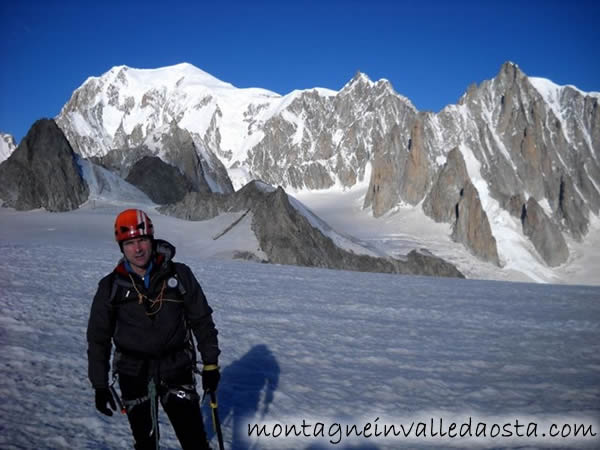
xmin=114 ymin=209 xmax=154 ymax=243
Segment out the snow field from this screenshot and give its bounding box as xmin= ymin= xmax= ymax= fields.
xmin=1 ymin=203 xmax=599 ymax=449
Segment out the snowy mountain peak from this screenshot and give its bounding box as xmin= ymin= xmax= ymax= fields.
xmin=495 ymin=61 xmax=599 ymax=99
xmin=339 ymin=71 xmax=416 ymax=110
xmin=102 ymin=62 xmax=234 ymax=90
xmin=496 ymin=61 xmax=526 ymax=82
xmin=56 ymin=63 xmax=274 ymax=158
xmin=500 ymin=60 xmax=520 ymax=72
xmin=340 ymin=71 xmax=376 ymax=91
xmin=353 ymin=71 xmax=374 ymax=84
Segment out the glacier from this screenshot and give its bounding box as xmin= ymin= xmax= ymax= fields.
xmin=1 ymin=194 xmax=599 ymax=449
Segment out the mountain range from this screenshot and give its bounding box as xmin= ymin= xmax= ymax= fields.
xmin=1 ymin=62 xmax=598 ymax=283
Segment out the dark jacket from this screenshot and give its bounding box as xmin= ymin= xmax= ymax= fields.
xmin=86 ymin=239 xmax=220 ymax=388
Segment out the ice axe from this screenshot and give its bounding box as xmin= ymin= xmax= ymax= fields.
xmin=205 ymin=390 xmax=225 ymax=450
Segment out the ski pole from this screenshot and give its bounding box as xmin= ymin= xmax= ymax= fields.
xmin=209 ymin=390 xmax=225 ymax=450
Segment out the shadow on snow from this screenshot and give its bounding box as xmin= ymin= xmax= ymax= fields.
xmin=204 ymin=344 xmax=280 ymax=450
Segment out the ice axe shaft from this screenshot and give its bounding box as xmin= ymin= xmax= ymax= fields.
xmin=109 ymin=382 xmax=126 ymax=414
xmin=209 ymin=390 xmax=225 ymax=450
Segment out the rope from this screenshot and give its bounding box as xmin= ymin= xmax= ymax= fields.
xmin=149 ymin=378 xmax=159 ymax=450
xmin=128 ymin=275 xmax=182 ymax=316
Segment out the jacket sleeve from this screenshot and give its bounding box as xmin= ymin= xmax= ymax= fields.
xmin=86 ymin=274 xmax=115 ymax=388
xmin=178 ymin=263 xmax=220 ymax=365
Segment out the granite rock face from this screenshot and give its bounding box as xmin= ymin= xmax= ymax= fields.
xmin=153 ymin=121 xmax=233 ymax=194
xmin=399 ymin=117 xmax=432 ymax=205
xmin=91 ymin=122 xmax=233 ymax=195
xmin=423 ymin=147 xmax=470 ymax=223
xmin=452 ymin=181 xmax=500 ymax=266
xmin=424 ymin=148 xmax=500 ymax=265
xmin=0 ymin=119 xmax=88 ymax=211
xmin=125 ymin=156 xmax=194 ymax=204
xmin=452 ymin=62 xmax=598 ymax=243
xmin=522 ymin=197 xmax=569 ymax=266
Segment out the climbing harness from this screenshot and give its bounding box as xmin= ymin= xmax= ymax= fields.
xmin=112 ymin=374 xmax=160 ymax=450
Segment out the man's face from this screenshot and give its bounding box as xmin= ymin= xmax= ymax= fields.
xmin=122 ymin=236 xmax=152 ymax=272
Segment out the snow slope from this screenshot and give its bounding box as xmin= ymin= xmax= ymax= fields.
xmin=78 ymin=158 xmax=156 ymax=207
xmin=77 ymin=161 xmax=390 ymax=262
xmin=295 ymin=184 xmax=600 ymax=286
xmin=1 ymin=197 xmax=599 ymax=449
xmin=0 ymin=133 xmax=16 ymax=163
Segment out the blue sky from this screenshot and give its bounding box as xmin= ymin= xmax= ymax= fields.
xmin=1 ymin=0 xmax=598 ymax=143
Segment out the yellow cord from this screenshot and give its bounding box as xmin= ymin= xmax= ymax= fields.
xmin=128 ymin=275 xmax=181 ymax=316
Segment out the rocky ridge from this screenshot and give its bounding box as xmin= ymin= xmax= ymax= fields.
xmin=159 ymin=181 xmax=464 ymax=278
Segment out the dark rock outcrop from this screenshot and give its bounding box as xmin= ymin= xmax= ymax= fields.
xmin=423 ymin=147 xmax=469 ymax=222
xmin=452 ymin=181 xmax=500 ymax=266
xmin=522 ymin=197 xmax=569 ymax=266
xmin=501 ymin=192 xmax=527 ymax=219
xmin=160 ymin=181 xmax=464 ymax=278
xmin=92 ymin=122 xmax=234 ymax=195
xmin=399 ymin=117 xmax=432 ymax=205
xmin=90 ymin=145 xmax=152 ymax=178
xmin=155 ymin=121 xmax=233 ymax=194
xmin=125 ymin=156 xmax=194 ymax=204
xmin=424 ymin=148 xmax=500 ymax=266
xmin=556 ymin=173 xmax=589 ymax=240
xmin=0 ymin=119 xmax=89 ymax=211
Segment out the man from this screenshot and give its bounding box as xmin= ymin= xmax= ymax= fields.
xmin=87 ymin=208 xmax=220 ymax=449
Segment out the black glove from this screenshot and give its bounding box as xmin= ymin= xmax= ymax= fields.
xmin=95 ymin=387 xmax=117 ymax=416
xmin=202 ymin=364 xmax=220 ymax=393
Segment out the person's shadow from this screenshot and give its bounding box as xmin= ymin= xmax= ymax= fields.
xmin=204 ymin=344 xmax=280 ymax=450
